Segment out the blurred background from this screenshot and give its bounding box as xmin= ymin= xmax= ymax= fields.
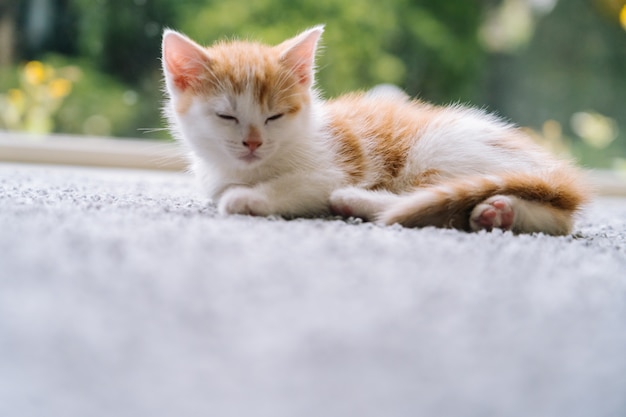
xmin=0 ymin=0 xmax=625 ymax=169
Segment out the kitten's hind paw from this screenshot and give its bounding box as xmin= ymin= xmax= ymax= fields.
xmin=470 ymin=195 xmax=515 ymax=232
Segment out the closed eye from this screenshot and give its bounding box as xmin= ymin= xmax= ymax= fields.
xmin=216 ymin=113 xmax=239 ymax=123
xmin=265 ymin=113 xmax=284 ymax=124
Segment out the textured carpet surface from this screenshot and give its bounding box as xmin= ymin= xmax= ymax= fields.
xmin=1 ymin=162 xmax=626 ymax=417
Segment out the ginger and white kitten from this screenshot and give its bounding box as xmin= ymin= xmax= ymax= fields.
xmin=162 ymin=25 xmax=588 ymax=235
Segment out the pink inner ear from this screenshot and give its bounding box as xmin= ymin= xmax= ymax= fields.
xmin=163 ymin=31 xmax=208 ymax=91
xmin=294 ymin=63 xmax=310 ymax=85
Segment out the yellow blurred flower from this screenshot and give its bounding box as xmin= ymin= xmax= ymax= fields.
xmin=571 ymin=111 xmax=618 ymax=149
xmin=7 ymin=88 xmax=24 ymax=107
xmin=24 ymin=61 xmax=46 ymax=85
xmin=620 ymin=5 xmax=626 ymax=30
xmin=48 ymin=78 xmax=72 ymax=98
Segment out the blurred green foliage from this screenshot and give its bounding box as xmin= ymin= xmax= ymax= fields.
xmin=172 ymin=0 xmax=487 ymax=102
xmin=0 ymin=0 xmax=625 ymax=169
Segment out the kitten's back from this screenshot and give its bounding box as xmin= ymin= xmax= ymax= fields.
xmin=325 ymin=93 xmax=443 ymax=190
xmin=324 ymin=92 xmax=550 ymax=190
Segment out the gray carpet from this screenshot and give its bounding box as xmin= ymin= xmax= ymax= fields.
xmin=1 ymin=162 xmax=625 ymax=417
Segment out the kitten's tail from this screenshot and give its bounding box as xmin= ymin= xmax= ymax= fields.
xmin=378 ymin=167 xmax=591 ymax=235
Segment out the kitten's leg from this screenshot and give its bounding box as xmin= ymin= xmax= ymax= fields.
xmin=218 ymin=172 xmax=334 ymax=217
xmin=330 ymin=187 xmax=402 ymax=221
xmin=470 ymin=195 xmax=574 ymax=235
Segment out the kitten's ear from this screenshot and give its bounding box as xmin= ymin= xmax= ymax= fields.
xmin=162 ymin=29 xmax=210 ymax=92
xmin=278 ymin=25 xmax=324 ymax=88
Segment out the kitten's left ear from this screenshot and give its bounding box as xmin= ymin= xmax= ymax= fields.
xmin=278 ymin=25 xmax=324 ymax=88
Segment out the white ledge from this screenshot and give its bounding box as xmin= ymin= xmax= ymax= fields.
xmin=0 ymin=131 xmax=187 ymax=171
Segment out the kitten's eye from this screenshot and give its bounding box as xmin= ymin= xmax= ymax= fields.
xmin=217 ymin=113 xmax=239 ymax=123
xmin=265 ymin=113 xmax=284 ymax=124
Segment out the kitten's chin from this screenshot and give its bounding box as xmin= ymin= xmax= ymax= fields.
xmin=236 ymin=147 xmax=277 ymax=167
xmin=235 ymin=153 xmax=267 ymax=168
xmin=239 ymin=154 xmax=262 ymax=164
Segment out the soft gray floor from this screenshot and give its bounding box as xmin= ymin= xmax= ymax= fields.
xmin=1 ymin=162 xmax=625 ymax=417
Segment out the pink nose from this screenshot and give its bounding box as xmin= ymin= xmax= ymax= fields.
xmin=243 ymin=138 xmax=262 ymax=152
xmin=243 ymin=127 xmax=263 ymax=152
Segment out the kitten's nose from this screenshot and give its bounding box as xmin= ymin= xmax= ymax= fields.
xmin=243 ymin=139 xmax=262 ymax=152
xmin=243 ymin=126 xmax=263 ymax=152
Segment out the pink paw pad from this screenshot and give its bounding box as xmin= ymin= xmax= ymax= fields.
xmin=470 ymin=197 xmax=515 ymax=232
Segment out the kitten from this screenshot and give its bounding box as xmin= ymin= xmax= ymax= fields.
xmin=161 ymin=25 xmax=589 ymax=235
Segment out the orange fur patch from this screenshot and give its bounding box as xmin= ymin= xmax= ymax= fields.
xmin=325 ymin=93 xmax=440 ymax=190
xmin=195 ymin=41 xmax=308 ymax=114
xmin=328 ymin=122 xmax=366 ymax=182
xmin=412 ymin=169 xmax=442 ymax=187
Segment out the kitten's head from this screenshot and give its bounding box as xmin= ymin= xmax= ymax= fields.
xmin=162 ymin=26 xmax=324 ymax=168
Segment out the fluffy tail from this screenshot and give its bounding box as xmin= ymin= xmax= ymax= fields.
xmin=378 ymin=168 xmax=590 ymax=235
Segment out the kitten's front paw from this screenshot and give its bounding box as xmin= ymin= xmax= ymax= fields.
xmin=218 ymin=187 xmax=271 ymax=216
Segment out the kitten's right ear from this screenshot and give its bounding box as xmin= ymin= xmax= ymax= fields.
xmin=162 ymin=30 xmax=210 ymax=92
